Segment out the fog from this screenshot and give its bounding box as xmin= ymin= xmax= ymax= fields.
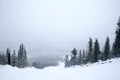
xmin=0 ymin=0 xmax=120 ymax=58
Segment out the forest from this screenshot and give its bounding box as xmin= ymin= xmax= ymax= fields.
xmin=0 ymin=17 xmax=120 ymax=69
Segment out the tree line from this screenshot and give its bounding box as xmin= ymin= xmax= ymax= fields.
xmin=0 ymin=44 xmax=27 ymax=68
xmin=65 ymin=17 xmax=120 ymax=68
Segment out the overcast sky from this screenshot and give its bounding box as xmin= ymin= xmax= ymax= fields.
xmin=0 ymin=0 xmax=120 ymax=57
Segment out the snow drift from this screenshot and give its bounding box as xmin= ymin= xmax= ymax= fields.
xmin=0 ymin=58 xmax=120 ymax=80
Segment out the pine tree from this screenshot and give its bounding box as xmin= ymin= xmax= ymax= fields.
xmin=71 ymin=48 xmax=77 ymax=56
xmin=78 ymin=50 xmax=82 ymax=65
xmin=0 ymin=54 xmax=3 ymax=64
xmin=113 ymin=17 xmax=120 ymax=57
xmin=82 ymin=49 xmax=86 ymax=64
xmin=3 ymin=53 xmax=6 ymax=65
xmin=70 ymin=48 xmax=77 ymax=66
xmin=11 ymin=50 xmax=17 ymax=67
xmin=88 ymin=38 xmax=93 ymax=63
xmin=18 ymin=44 xmax=27 ymax=68
xmin=6 ymin=48 xmax=11 ymax=65
xmin=93 ymin=39 xmax=100 ymax=62
xmin=65 ymin=55 xmax=70 ymax=68
xmin=103 ymin=37 xmax=110 ymax=60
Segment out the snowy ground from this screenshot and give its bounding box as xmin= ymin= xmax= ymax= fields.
xmin=0 ymin=58 xmax=120 ymax=80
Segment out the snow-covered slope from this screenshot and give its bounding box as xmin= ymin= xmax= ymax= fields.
xmin=0 ymin=58 xmax=120 ymax=80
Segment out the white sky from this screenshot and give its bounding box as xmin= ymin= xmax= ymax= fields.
xmin=0 ymin=0 xmax=120 ymax=57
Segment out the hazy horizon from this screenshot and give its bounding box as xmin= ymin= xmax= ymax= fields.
xmin=0 ymin=0 xmax=120 ymax=58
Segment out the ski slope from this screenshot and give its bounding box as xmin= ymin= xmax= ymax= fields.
xmin=0 ymin=58 xmax=120 ymax=80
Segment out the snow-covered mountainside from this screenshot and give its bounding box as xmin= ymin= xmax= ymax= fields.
xmin=0 ymin=58 xmax=120 ymax=80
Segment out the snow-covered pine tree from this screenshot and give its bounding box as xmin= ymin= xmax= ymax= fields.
xmin=70 ymin=48 xmax=78 ymax=66
xmin=11 ymin=50 xmax=17 ymax=67
xmin=0 ymin=53 xmax=6 ymax=65
xmin=113 ymin=17 xmax=120 ymax=57
xmin=88 ymin=38 xmax=93 ymax=63
xmin=103 ymin=37 xmax=110 ymax=61
xmin=65 ymin=55 xmax=70 ymax=68
xmin=2 ymin=53 xmax=6 ymax=65
xmin=18 ymin=44 xmax=27 ymax=68
xmin=93 ymin=39 xmax=100 ymax=62
xmin=0 ymin=54 xmax=3 ymax=64
xmin=6 ymin=48 xmax=11 ymax=65
xmin=78 ymin=50 xmax=82 ymax=65
xmin=82 ymin=49 xmax=87 ymax=64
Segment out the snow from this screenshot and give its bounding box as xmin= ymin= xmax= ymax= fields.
xmin=0 ymin=58 xmax=120 ymax=80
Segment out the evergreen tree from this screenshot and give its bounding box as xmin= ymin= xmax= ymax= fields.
xmin=0 ymin=53 xmax=6 ymax=65
xmin=82 ymin=49 xmax=88 ymax=64
xmin=11 ymin=50 xmax=17 ymax=67
xmin=93 ymin=39 xmax=100 ymax=62
xmin=113 ymin=17 xmax=120 ymax=57
xmin=88 ymin=38 xmax=93 ymax=63
xmin=82 ymin=49 xmax=86 ymax=64
xmin=3 ymin=53 xmax=6 ymax=65
xmin=71 ymin=48 xmax=77 ymax=56
xmin=65 ymin=55 xmax=70 ymax=68
xmin=103 ymin=37 xmax=110 ymax=60
xmin=70 ymin=48 xmax=77 ymax=66
xmin=78 ymin=50 xmax=82 ymax=65
xmin=0 ymin=54 xmax=3 ymax=64
xmin=112 ymin=42 xmax=115 ymax=58
xmin=18 ymin=44 xmax=27 ymax=68
xmin=6 ymin=48 xmax=11 ymax=65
